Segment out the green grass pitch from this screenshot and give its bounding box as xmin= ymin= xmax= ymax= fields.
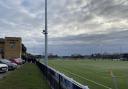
xmin=48 ymin=59 xmax=128 ymax=89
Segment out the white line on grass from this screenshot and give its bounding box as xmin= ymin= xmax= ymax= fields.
xmin=62 ymin=68 xmax=112 ymax=89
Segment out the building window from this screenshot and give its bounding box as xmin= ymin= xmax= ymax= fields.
xmin=10 ymin=43 xmax=16 ymax=48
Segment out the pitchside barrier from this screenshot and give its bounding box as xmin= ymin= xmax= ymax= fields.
xmin=36 ymin=61 xmax=89 ymax=89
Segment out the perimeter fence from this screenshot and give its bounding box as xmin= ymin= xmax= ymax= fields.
xmin=36 ymin=61 xmax=89 ymax=89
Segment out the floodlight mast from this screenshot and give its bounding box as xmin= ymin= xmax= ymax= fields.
xmin=43 ymin=0 xmax=48 ymax=66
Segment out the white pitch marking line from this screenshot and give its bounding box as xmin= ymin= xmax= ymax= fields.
xmin=61 ymin=68 xmax=112 ymax=89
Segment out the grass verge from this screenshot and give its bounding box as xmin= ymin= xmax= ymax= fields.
xmin=0 ymin=63 xmax=51 ymax=89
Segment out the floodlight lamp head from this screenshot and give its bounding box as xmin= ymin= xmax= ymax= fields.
xmin=43 ymin=30 xmax=46 ymax=34
xmin=42 ymin=30 xmax=48 ymax=34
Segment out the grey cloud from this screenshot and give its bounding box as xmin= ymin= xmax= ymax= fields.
xmin=50 ymin=29 xmax=128 ymax=45
xmin=48 ymin=0 xmax=93 ymax=25
xmin=89 ymin=0 xmax=128 ymax=19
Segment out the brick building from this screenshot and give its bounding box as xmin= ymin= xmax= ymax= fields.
xmin=0 ymin=37 xmax=22 ymax=59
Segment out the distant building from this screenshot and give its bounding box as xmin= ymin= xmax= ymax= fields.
xmin=0 ymin=37 xmax=22 ymax=59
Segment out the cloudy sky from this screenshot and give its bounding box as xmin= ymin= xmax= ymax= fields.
xmin=0 ymin=0 xmax=128 ymax=55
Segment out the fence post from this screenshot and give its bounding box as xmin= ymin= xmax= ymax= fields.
xmin=59 ymin=74 xmax=61 ymax=89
